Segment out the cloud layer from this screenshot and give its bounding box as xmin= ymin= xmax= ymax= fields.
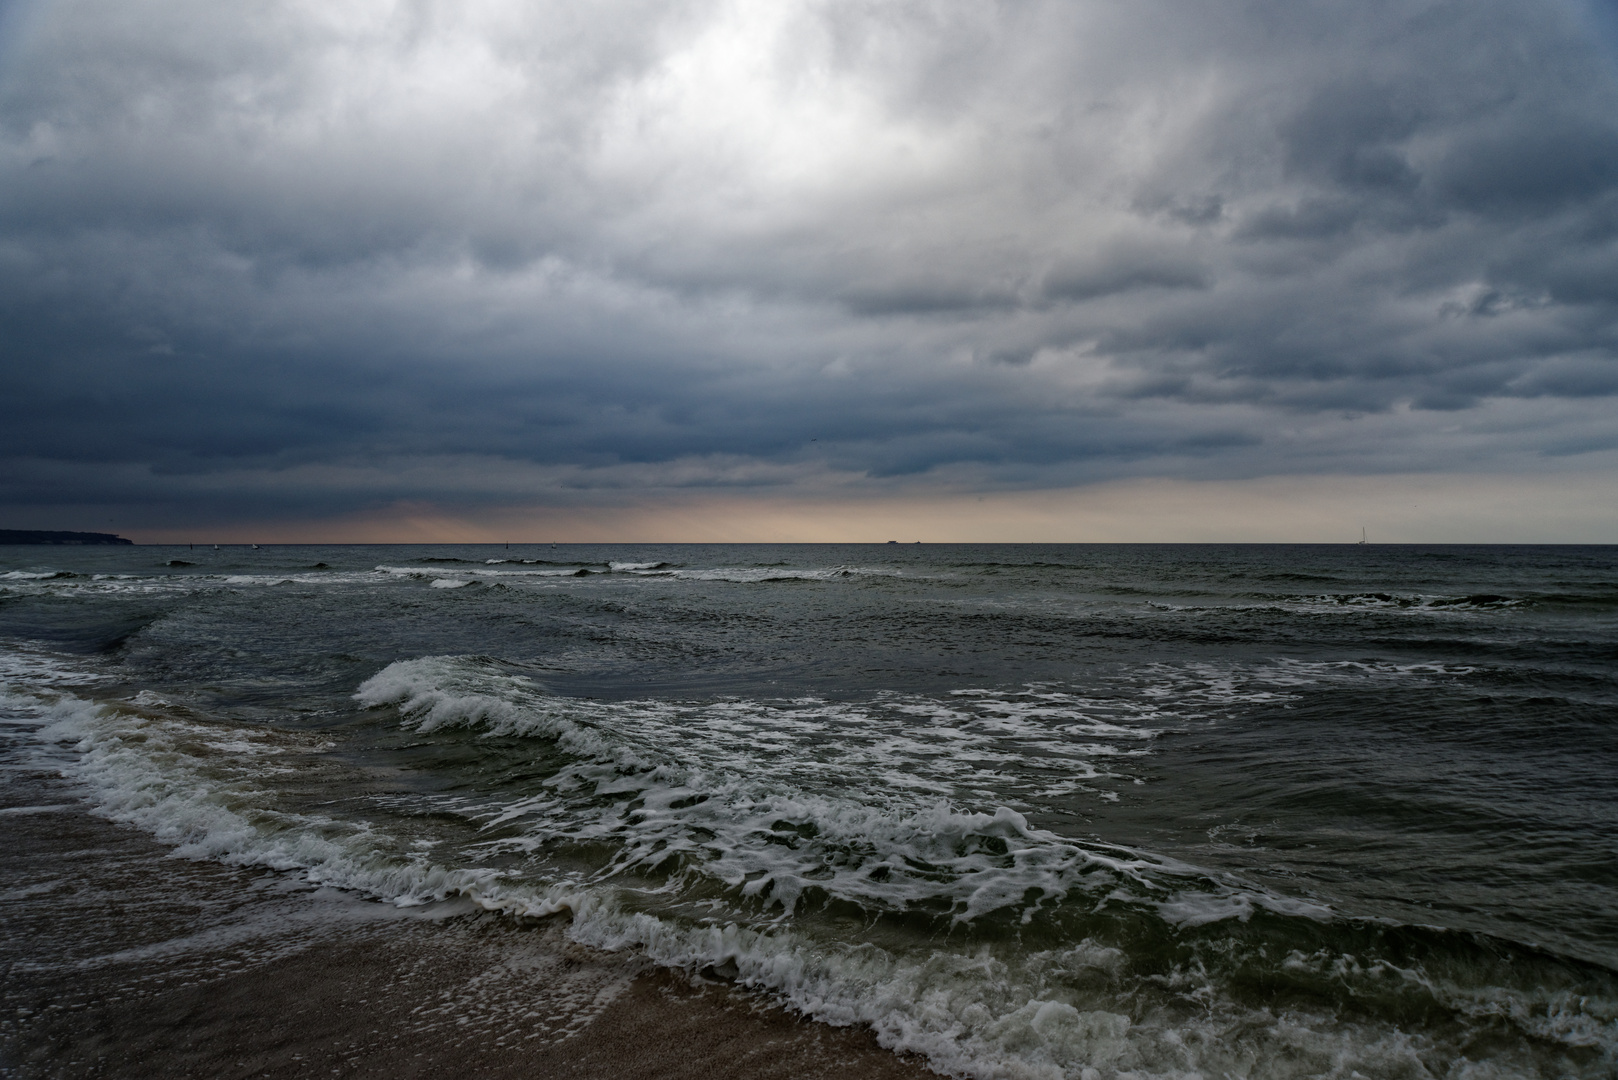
xmin=3 ymin=0 xmax=1617 ymax=535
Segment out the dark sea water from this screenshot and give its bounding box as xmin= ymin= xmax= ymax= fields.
xmin=2 ymin=543 xmax=1615 ymax=1078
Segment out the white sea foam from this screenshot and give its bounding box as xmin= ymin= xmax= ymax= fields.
xmin=1145 ymin=591 xmax=1527 ymax=618
xmin=0 ymin=649 xmax=113 ymax=687
xmin=0 ymin=569 xmax=387 ymax=597
xmin=354 ymin=658 xmax=1169 ymax=819
xmin=375 ymin=565 xmax=583 ymax=580
xmin=351 ymin=660 xmax=1356 ymax=944
xmin=0 ymin=803 xmax=73 ymax=818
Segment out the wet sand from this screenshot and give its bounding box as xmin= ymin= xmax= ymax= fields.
xmin=0 ymin=760 xmax=931 ymax=1080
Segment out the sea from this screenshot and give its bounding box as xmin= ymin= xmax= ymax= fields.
xmin=1 ymin=543 xmax=1614 ymax=1079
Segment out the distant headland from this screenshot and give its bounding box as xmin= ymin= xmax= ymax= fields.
xmin=0 ymin=530 xmax=134 ymax=545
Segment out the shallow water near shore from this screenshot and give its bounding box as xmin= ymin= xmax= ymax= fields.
xmin=2 ymin=543 xmax=1616 ymax=1078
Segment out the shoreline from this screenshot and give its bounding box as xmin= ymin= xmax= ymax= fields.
xmin=0 ymin=760 xmax=931 ymax=1080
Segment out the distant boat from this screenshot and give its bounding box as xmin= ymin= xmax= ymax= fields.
xmin=252 ymin=544 xmax=260 ymax=550
xmin=1357 ymin=528 xmax=1367 ymax=545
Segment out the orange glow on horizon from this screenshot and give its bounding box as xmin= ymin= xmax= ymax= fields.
xmin=123 ymin=472 xmax=1618 ymax=545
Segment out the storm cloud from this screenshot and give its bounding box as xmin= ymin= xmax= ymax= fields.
xmin=2 ymin=0 xmax=1617 ymax=536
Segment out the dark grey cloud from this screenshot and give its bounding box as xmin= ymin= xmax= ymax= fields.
xmin=2 ymin=0 xmax=1617 ymax=531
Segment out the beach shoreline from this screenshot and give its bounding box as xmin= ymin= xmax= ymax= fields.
xmin=0 ymin=761 xmax=931 ymax=1080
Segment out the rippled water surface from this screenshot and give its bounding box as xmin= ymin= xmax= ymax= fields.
xmin=2 ymin=543 xmax=1615 ymax=1078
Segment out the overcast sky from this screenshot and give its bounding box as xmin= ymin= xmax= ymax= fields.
xmin=3 ymin=0 xmax=1617 ymax=541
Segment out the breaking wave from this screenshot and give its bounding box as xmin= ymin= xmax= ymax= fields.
xmin=7 ymin=651 xmax=1612 ymax=1079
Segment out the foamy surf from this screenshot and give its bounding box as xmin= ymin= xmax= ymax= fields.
xmin=8 ymin=646 xmax=1612 ymax=1080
